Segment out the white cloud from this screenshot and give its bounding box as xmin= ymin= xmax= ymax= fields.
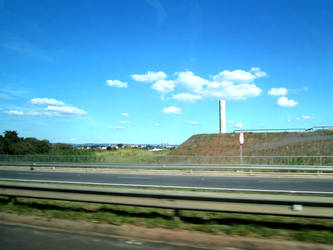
xmin=174 ymin=71 xmax=210 ymax=93
xmin=106 ymin=80 xmax=128 ymax=88
xmin=26 ymin=111 xmax=42 ymax=116
xmin=213 ymin=70 xmax=254 ymax=83
xmin=288 ymin=115 xmax=315 ymax=123
xmin=155 ymin=122 xmax=160 ymax=126
xmin=45 ymin=105 xmax=87 ymax=116
xmin=108 ymin=126 xmax=125 ymax=130
xmin=162 ymin=106 xmax=181 ymax=115
xmin=30 ymin=98 xmax=65 ymax=106
xmin=289 ymin=86 xmax=309 ymax=93
xmin=131 ymin=71 xmax=167 ymax=82
xmin=172 ymin=93 xmax=202 ymax=103
xmin=204 ymin=81 xmax=262 ymax=100
xmin=301 ymin=115 xmax=314 ymax=120
xmin=121 ymin=113 xmax=129 ymax=117
xmin=120 ymin=121 xmax=131 ymax=124
xmin=250 ymin=67 xmax=267 ymax=78
xmin=213 ymin=68 xmax=267 ymax=84
xmin=268 ymin=88 xmax=288 ymax=96
xmin=228 ymin=120 xmax=243 ymax=128
xmin=186 ymin=120 xmax=199 ymax=126
xmin=126 ymin=67 xmax=266 ymax=102
xmin=151 ymin=79 xmax=175 ymax=93
xmin=4 ymin=110 xmax=24 ymax=116
xmin=277 ymin=97 xmax=298 ymax=107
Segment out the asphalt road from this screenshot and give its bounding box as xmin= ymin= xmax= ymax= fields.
xmin=0 ymin=223 xmax=202 ymax=250
xmin=1 ymin=170 xmax=333 ymax=192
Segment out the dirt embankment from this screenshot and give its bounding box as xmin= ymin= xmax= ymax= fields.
xmin=172 ymin=131 xmax=333 ymax=156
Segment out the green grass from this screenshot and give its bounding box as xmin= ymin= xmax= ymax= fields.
xmin=0 ymin=196 xmax=332 ymax=244
xmin=0 ymin=149 xmax=171 ymax=164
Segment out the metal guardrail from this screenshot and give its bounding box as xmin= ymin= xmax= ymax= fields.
xmin=1 ymin=154 xmax=332 ymax=166
xmin=233 ymin=126 xmax=333 ymax=133
xmin=0 ymin=181 xmax=332 ymax=218
xmin=1 ymin=161 xmax=333 ymax=172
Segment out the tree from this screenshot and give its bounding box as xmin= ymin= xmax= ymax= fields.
xmin=3 ymin=131 xmax=21 ymax=154
xmin=0 ymin=135 xmax=4 ymax=154
xmin=1 ymin=131 xmax=53 ymax=155
xmin=9 ymin=141 xmax=34 ymax=155
xmin=38 ymin=140 xmax=52 ymax=153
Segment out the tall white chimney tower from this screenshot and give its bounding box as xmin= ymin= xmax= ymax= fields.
xmin=219 ymin=100 xmax=226 ymax=134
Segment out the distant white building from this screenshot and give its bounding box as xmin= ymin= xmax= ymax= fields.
xmin=149 ymin=148 xmax=164 ymax=152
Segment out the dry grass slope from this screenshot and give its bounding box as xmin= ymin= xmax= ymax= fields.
xmin=173 ymin=130 xmax=333 ymax=157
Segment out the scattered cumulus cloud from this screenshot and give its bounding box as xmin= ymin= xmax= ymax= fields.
xmin=277 ymin=97 xmax=298 ymax=107
xmin=288 ymin=115 xmax=315 ymax=123
xmin=172 ymin=93 xmax=202 ymax=103
xmin=151 ymin=79 xmax=175 ymax=94
xmin=228 ymin=120 xmax=243 ymax=128
xmin=30 ymin=98 xmax=65 ymax=106
xmin=204 ymin=81 xmax=262 ymax=100
xmin=4 ymin=110 xmax=24 ymax=116
xmin=106 ymin=80 xmax=128 ymax=88
xmin=268 ymin=88 xmax=288 ymax=96
xmin=250 ymin=67 xmax=267 ymax=78
xmin=213 ymin=70 xmax=255 ymax=83
xmin=289 ymin=86 xmax=309 ymax=93
xmin=118 ymin=67 xmax=266 ymax=101
xmin=4 ymin=97 xmax=87 ymax=118
xmin=121 ymin=113 xmax=129 ymax=117
xmin=45 ymin=105 xmax=87 ymax=116
xmin=174 ymin=71 xmax=210 ymax=93
xmin=162 ymin=106 xmax=181 ymax=115
xmin=213 ymin=68 xmax=266 ymax=83
xmin=301 ymin=115 xmax=315 ymax=120
xmin=26 ymin=111 xmax=42 ymax=116
xmin=131 ymin=71 xmax=167 ymax=83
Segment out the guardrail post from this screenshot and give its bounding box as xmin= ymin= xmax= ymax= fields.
xmin=174 ymin=209 xmax=181 ymax=220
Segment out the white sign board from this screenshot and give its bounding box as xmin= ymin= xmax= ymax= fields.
xmin=239 ymin=132 xmax=244 ymax=146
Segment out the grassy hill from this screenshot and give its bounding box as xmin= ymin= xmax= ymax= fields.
xmin=170 ymin=130 xmax=333 ymax=165
xmin=174 ymin=130 xmax=333 ymax=156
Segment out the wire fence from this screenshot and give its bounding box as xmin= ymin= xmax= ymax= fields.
xmin=0 ymin=154 xmax=332 ymax=166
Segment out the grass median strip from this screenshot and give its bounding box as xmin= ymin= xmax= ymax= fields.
xmin=0 ymin=193 xmax=332 ymax=244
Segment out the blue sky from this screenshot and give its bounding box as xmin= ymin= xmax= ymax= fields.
xmin=1 ymin=0 xmax=332 ymax=144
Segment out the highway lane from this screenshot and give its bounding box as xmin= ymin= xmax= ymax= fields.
xmin=0 ymin=170 xmax=333 ymax=192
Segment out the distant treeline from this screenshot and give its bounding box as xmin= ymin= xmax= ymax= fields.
xmin=0 ymin=131 xmax=93 ymax=155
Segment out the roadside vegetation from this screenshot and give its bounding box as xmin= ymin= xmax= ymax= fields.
xmin=0 ymin=195 xmax=332 ymax=244
xmin=0 ymin=130 xmax=171 ymax=163
xmin=1 ymin=130 xmax=333 ymax=165
xmin=172 ymin=131 xmax=333 ymax=165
